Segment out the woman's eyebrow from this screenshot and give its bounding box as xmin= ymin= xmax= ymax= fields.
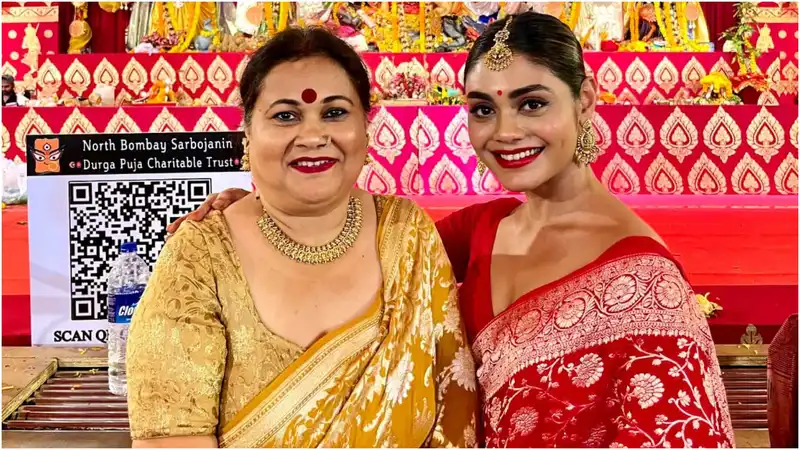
xmin=269 ymin=98 xmax=301 ymax=108
xmin=321 ymin=95 xmax=354 ymax=105
xmin=268 ymin=95 xmax=354 ymax=108
xmin=466 ymin=91 xmax=494 ymax=102
xmin=507 ymin=84 xmax=553 ymax=99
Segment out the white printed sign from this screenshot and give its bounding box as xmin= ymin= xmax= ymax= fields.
xmin=26 ymin=131 xmax=250 ymax=345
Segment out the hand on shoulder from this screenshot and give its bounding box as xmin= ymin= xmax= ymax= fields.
xmin=167 ymin=188 xmax=250 ymax=236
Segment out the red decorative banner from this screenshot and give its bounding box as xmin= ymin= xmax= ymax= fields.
xmin=1 ymin=23 xmax=59 ymax=89
xmin=1 ymin=2 xmax=60 ymax=89
xmin=751 ymin=22 xmax=799 ymax=99
xmin=31 ymin=51 xmax=796 ymax=107
xmin=2 ymin=105 xmax=797 ymax=196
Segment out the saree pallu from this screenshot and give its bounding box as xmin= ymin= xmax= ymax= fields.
xmin=472 ymin=252 xmax=734 ymax=448
xmin=218 ymin=197 xmax=478 ymax=448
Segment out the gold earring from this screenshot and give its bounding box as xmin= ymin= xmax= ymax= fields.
xmin=365 ymin=154 xmax=372 ymax=166
xmin=476 ymin=160 xmax=487 ymax=176
xmin=241 ymin=138 xmax=251 ymax=172
xmin=575 ymin=120 xmax=599 ymax=165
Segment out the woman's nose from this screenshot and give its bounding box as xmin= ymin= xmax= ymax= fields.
xmin=493 ymin=114 xmax=525 ymax=144
xmin=295 ymin=134 xmax=328 ymax=149
xmin=294 ymin=120 xmax=329 ymax=149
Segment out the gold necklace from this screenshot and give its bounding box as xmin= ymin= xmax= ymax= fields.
xmin=257 ymin=197 xmax=363 ymax=265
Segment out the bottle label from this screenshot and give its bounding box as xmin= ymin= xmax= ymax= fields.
xmin=107 ymin=287 xmax=144 ymax=324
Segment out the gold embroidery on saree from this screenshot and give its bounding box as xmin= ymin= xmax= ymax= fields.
xmin=128 ymin=196 xmax=477 ymax=446
xmin=217 ymin=196 xmax=478 ymax=448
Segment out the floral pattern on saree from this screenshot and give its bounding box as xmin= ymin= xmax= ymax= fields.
xmin=473 ymin=253 xmax=734 ymax=448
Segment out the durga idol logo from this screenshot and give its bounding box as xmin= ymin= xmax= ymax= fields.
xmin=31 ymin=138 xmax=65 ymax=174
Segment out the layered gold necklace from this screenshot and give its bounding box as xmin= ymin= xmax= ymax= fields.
xmin=257 ymin=196 xmax=363 ymax=265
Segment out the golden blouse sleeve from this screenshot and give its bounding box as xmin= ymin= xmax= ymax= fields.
xmin=423 ymin=214 xmax=479 ymax=448
xmin=127 ymin=221 xmax=227 ymax=440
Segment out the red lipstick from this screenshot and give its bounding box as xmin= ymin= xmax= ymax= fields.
xmin=289 ymin=157 xmax=338 ymax=174
xmin=491 ymin=147 xmax=543 ymax=169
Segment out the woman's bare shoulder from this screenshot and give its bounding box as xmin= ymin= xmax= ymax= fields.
xmin=596 ymin=193 xmax=667 ymax=248
xmin=615 ymin=211 xmax=666 ymax=248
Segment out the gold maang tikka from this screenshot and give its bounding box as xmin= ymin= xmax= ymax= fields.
xmin=484 ymin=16 xmax=514 ymax=72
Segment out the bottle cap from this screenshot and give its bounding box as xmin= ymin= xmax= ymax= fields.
xmin=120 ymin=242 xmax=137 ymax=253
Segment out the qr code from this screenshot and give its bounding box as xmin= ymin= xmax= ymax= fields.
xmin=68 ymin=179 xmax=211 ymax=321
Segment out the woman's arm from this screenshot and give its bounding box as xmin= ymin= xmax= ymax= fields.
xmin=167 ymin=188 xmax=250 ymax=235
xmin=127 ymin=221 xmax=227 ymax=448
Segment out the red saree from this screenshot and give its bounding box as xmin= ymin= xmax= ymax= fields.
xmin=436 ymin=199 xmax=734 ymax=448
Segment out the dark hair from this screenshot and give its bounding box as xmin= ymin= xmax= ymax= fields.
xmin=465 ymin=12 xmax=587 ymax=98
xmin=239 ymin=27 xmax=372 ymax=127
xmin=1 ymin=75 xmax=13 ymax=84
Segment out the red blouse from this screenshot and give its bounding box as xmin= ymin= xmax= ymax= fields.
xmin=435 ymin=199 xmax=734 ymax=448
xmin=435 ymin=197 xmax=522 ymax=340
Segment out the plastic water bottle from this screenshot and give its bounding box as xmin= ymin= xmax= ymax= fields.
xmin=106 ymin=242 xmax=150 ymax=396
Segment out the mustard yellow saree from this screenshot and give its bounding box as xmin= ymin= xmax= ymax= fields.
xmin=127 ymin=195 xmax=478 ymax=448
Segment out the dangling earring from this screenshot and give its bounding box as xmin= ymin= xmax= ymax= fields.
xmin=476 ymin=160 xmax=487 ymax=176
xmin=241 ymin=138 xmax=251 ymax=171
xmin=575 ymin=119 xmax=599 ymax=165
xmin=365 ymin=132 xmax=373 ymax=166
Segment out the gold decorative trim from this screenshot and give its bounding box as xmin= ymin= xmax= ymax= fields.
xmin=57 ymin=356 xmax=109 ymax=368
xmin=1 ymin=360 xmax=56 ymax=422
xmin=1 ymin=6 xmax=59 ymax=23
xmin=754 ymin=6 xmax=798 ymax=23
xmin=715 ymin=343 xmax=769 ymax=367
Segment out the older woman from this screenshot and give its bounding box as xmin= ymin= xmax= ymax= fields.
xmin=126 ymin=27 xmax=477 ymax=448
xmin=171 ymin=13 xmax=733 ymax=448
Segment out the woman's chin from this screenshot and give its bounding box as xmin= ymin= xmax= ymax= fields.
xmin=492 ymin=171 xmax=548 ymax=194
xmin=287 ymin=182 xmax=353 ymax=208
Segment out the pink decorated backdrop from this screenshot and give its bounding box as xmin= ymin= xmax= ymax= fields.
xmin=30 ymin=51 xmax=796 ymax=107
xmin=2 ymin=105 xmax=797 ymax=196
xmin=411 ymin=105 xmax=798 ymax=196
xmin=36 ymin=52 xmax=250 ymax=104
xmin=1 ymin=2 xmax=796 ymax=104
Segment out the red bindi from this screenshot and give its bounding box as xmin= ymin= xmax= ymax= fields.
xmin=497 ymin=90 xmax=503 ymax=96
xmin=301 ymin=88 xmax=317 ymax=104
